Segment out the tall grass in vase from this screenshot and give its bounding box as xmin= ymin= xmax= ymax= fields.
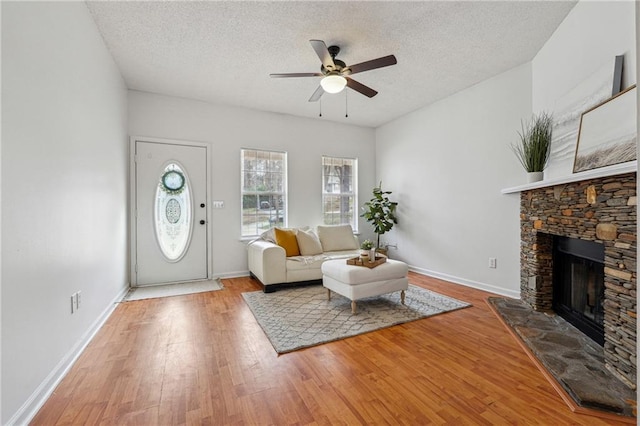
xmin=511 ymin=112 xmax=553 ymax=182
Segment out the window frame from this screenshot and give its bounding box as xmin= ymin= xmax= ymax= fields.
xmin=321 ymin=155 xmax=358 ymax=232
xmin=240 ymin=148 xmax=288 ymax=238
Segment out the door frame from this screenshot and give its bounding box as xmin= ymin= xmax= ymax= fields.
xmin=129 ymin=136 xmax=213 ymax=286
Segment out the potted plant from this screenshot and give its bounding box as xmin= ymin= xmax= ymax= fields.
xmin=511 ymin=112 xmax=553 ymax=183
xmin=361 ymin=182 xmax=398 ymax=254
xmin=360 ymin=239 xmax=374 ymax=262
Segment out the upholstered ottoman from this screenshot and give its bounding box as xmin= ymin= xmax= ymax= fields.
xmin=321 ymin=258 xmax=409 ymax=314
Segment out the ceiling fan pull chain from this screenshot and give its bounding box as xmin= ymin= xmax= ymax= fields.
xmin=345 ymin=88 xmax=349 ymax=118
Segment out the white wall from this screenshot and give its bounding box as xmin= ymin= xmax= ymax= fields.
xmin=374 ymin=0 xmax=637 ymax=298
xmin=375 ymin=64 xmax=531 ymax=297
xmin=1 ymin=3 xmax=129 ymax=424
xmin=533 ymin=1 xmax=637 ymax=179
xmin=128 ymin=91 xmax=376 ymax=277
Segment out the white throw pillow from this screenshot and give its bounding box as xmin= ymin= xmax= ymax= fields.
xmin=296 ymin=229 xmax=323 ymax=256
xmin=317 ymin=224 xmax=358 ymax=252
xmin=261 ymin=226 xmax=310 ymax=243
xmin=260 ymin=227 xmax=278 ymax=243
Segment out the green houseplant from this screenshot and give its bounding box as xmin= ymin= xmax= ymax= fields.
xmin=360 ymin=239 xmax=374 ymax=250
xmin=511 ymin=112 xmax=553 ymax=182
xmin=361 ymin=182 xmax=398 ymax=251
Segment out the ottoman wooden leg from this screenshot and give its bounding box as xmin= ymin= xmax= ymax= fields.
xmin=327 ymin=288 xmax=331 ymax=300
xmin=401 ymin=290 xmax=406 ymax=305
xmin=351 ymin=300 xmax=357 ymax=314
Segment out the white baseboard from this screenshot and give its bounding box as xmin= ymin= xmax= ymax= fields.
xmin=7 ymin=285 xmax=130 ymax=426
xmin=220 ymin=268 xmax=520 ymax=299
xmin=215 ymin=270 xmax=250 ymax=280
xmin=408 ymin=265 xmax=521 ymax=299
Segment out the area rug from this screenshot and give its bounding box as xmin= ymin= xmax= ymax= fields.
xmin=242 ymin=284 xmax=470 ymax=354
xmin=122 ymin=279 xmax=223 ymax=302
xmin=487 ymin=297 xmax=636 ymax=419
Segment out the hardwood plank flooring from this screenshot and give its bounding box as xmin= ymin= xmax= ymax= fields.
xmin=31 ymin=273 xmax=632 ymax=425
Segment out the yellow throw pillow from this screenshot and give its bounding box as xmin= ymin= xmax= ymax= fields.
xmin=274 ymin=228 xmax=300 ymax=257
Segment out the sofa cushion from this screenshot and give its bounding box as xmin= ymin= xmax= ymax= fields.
xmin=261 ymin=226 xmax=309 ymax=244
xmin=286 ymin=250 xmax=356 ymax=272
xmin=317 ymin=224 xmax=358 ymax=252
xmin=324 ymin=250 xmax=360 ymax=260
xmin=286 ymin=255 xmax=325 ymax=271
xmin=296 ymin=229 xmax=323 ymax=256
xmin=274 ymin=228 xmax=300 ymax=257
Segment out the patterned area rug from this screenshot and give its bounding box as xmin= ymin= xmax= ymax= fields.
xmin=242 ymin=284 xmax=470 ymax=353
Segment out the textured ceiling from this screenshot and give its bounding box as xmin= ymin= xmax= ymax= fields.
xmin=86 ymin=1 xmax=577 ymax=128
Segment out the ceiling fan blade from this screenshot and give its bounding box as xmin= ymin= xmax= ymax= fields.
xmin=347 ymin=55 xmax=397 ymax=75
xmin=308 ymin=86 xmax=324 ymax=102
xmin=309 ymin=39 xmax=335 ymax=69
xmin=346 ymin=77 xmax=378 ymax=98
xmin=270 ymin=73 xmax=323 ymax=78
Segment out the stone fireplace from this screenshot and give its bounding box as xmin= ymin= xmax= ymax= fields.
xmin=519 ymin=172 xmax=636 ymax=389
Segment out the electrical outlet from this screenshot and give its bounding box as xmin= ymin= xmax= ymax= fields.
xmin=212 ymin=200 xmax=225 ymax=209
xmin=77 ymin=291 xmax=81 ymax=309
xmin=489 ymin=257 xmax=497 ymax=269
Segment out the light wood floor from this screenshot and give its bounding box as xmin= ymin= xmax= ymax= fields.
xmin=32 ymin=273 xmax=631 ymax=425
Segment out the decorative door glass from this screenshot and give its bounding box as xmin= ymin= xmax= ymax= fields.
xmin=154 ymin=163 xmax=192 ymax=261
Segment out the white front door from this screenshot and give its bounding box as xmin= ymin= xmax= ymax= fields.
xmin=133 ymin=139 xmax=209 ymax=286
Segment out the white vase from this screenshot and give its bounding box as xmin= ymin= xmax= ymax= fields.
xmin=527 ymin=171 xmax=543 ymax=183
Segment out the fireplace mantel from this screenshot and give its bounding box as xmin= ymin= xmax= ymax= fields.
xmin=501 ymin=161 xmax=637 ymax=194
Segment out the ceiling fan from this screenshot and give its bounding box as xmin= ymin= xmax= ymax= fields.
xmin=270 ymin=39 xmax=397 ymax=102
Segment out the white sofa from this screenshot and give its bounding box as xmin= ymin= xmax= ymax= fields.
xmin=247 ymin=224 xmax=361 ymax=292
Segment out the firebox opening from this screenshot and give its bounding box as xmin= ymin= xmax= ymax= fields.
xmin=552 ymin=236 xmax=605 ymax=346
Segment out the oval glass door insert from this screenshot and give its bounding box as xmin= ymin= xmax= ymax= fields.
xmin=154 ymin=163 xmax=192 ymax=261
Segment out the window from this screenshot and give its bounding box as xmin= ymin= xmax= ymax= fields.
xmin=241 ymin=149 xmax=287 ymax=237
xmin=322 ymin=156 xmax=357 ymax=230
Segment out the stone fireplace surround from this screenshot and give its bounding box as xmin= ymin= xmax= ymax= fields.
xmin=518 ymin=172 xmax=636 ymax=389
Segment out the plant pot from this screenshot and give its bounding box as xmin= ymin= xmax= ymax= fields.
xmin=527 ymin=171 xmax=543 ymax=183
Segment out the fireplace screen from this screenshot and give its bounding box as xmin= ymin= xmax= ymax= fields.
xmin=553 ymin=236 xmax=605 ymax=345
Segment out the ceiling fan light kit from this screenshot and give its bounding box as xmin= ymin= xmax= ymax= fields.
xmin=270 ymin=39 xmax=397 ymax=104
xmin=320 ymin=74 xmax=347 ymax=94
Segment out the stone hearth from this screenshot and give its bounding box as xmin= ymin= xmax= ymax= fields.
xmin=489 ymin=297 xmax=636 ymax=417
xmin=519 ymin=172 xmax=636 ymax=388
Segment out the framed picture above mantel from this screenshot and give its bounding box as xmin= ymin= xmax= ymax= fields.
xmin=573 ymin=85 xmax=637 ymax=173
